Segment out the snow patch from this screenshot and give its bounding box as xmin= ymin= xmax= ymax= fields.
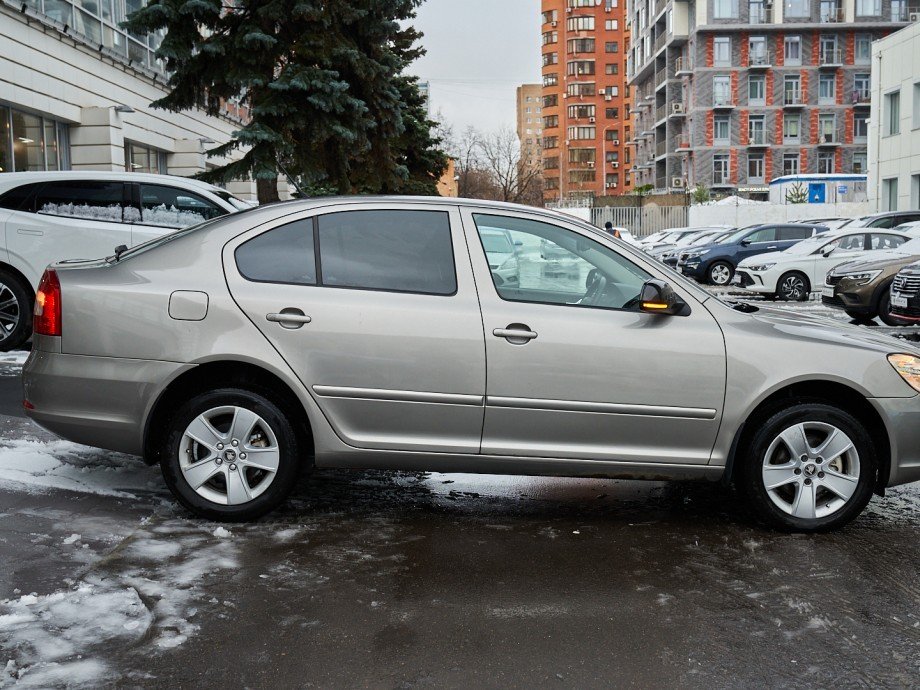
xmin=0 ymin=351 xmax=29 ymax=366
xmin=212 ymin=526 xmax=232 ymax=539
xmin=62 ymin=533 xmax=81 ymax=545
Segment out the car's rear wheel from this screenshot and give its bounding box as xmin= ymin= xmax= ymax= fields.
xmin=708 ymin=261 xmax=734 ymax=286
xmin=0 ymin=268 xmax=32 ymax=352
xmin=777 ymin=271 xmax=810 ymax=301
xmin=160 ymin=388 xmax=303 ymax=521
xmin=737 ymin=403 xmax=876 ymax=532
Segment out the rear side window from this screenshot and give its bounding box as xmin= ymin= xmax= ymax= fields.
xmin=135 ymin=184 xmax=226 ymax=228
xmin=317 ymin=210 xmax=456 ymax=295
xmin=236 ymin=219 xmax=316 ymax=285
xmin=870 ymin=233 xmax=906 ymax=250
xmin=35 ymin=181 xmax=125 ymax=222
xmin=867 ymin=217 xmax=894 ymax=228
xmin=779 ymin=226 xmax=815 ymax=240
xmin=0 ymin=182 xmax=43 ymax=211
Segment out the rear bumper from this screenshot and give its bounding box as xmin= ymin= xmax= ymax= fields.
xmin=23 ymin=350 xmax=192 ymax=456
xmin=871 ymin=396 xmax=920 ymax=488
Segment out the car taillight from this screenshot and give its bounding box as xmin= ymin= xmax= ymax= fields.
xmin=34 ymin=269 xmax=62 ymax=337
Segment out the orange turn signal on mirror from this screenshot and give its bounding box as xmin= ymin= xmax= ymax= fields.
xmin=642 ymin=302 xmax=670 ymax=310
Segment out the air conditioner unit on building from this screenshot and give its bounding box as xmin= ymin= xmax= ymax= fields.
xmin=613 ymin=139 xmax=620 ymax=145
xmin=604 ymin=95 xmax=613 ymax=101
xmin=588 ymin=161 xmax=595 ymax=168
xmin=672 ymin=177 xmax=686 ymax=188
xmin=671 ymin=102 xmax=685 ymax=114
xmin=910 ymin=11 xmax=920 ymax=21
xmin=589 ymin=116 xmax=596 ymax=123
xmin=612 ymin=162 xmax=620 ymax=168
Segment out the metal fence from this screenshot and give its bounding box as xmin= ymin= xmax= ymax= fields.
xmin=590 ymin=205 xmax=689 ymax=237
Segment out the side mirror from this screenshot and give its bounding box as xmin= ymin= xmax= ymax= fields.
xmin=640 ymin=280 xmax=690 ymax=316
xmin=740 ymin=238 xmax=752 ymax=247
xmin=822 ymin=247 xmax=835 ymax=257
xmin=514 ymin=240 xmax=523 ymax=249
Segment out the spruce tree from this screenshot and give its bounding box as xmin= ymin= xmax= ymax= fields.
xmin=125 ymin=0 xmax=447 ymax=202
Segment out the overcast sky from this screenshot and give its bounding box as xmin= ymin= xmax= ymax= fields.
xmin=411 ymin=0 xmax=541 ymax=134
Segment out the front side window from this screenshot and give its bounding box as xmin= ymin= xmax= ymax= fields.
xmin=318 ymin=210 xmax=456 ymax=295
xmin=136 ymin=184 xmax=225 ymax=228
xmin=472 ymin=214 xmax=652 ymax=311
xmin=35 ymin=181 xmax=125 ymax=222
xmin=236 ymin=219 xmax=316 ymax=285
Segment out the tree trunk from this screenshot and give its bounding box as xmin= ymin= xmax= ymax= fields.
xmin=257 ymin=177 xmax=280 ymax=204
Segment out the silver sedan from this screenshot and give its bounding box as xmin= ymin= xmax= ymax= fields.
xmin=22 ymin=197 xmax=920 ymax=531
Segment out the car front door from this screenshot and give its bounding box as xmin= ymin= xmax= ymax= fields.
xmin=462 ymin=208 xmax=726 ymax=465
xmin=736 ymin=226 xmax=781 ymax=263
xmin=813 ymin=233 xmax=869 ymax=279
xmin=224 ymin=203 xmax=486 ymax=454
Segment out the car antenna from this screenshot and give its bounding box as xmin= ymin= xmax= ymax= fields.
xmin=276 ymin=160 xmax=305 ymax=199
xmin=113 ymin=244 xmax=128 ymax=261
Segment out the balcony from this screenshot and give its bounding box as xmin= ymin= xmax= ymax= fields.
xmin=749 ymin=6 xmax=773 ymax=24
xmin=655 ymin=104 xmax=668 ymax=122
xmin=656 ymin=140 xmax=668 ymax=158
xmin=712 ymin=96 xmax=735 ymax=110
xmin=675 ymin=138 xmax=692 ymax=152
xmin=674 ymin=56 xmax=692 ymax=76
xmin=819 ymin=5 xmax=845 ymax=22
xmin=747 ymin=131 xmax=769 ymax=147
xmin=748 ymin=50 xmax=772 ymax=69
xmin=851 ymin=88 xmax=871 ymax=106
xmin=891 ymin=5 xmax=920 ymax=21
xmin=819 ymin=48 xmax=844 ymax=67
xmin=783 ymin=89 xmax=805 ymax=107
xmin=653 ymin=32 xmax=667 ymax=54
xmin=655 ymin=66 xmax=668 ymax=90
xmin=817 ymin=133 xmax=841 ymax=146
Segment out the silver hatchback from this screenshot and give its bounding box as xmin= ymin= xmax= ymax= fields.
xmin=22 ymin=198 xmax=920 ymax=531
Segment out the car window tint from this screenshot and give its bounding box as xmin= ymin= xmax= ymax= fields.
xmin=746 ymin=227 xmax=777 ymax=242
xmin=34 ymin=181 xmax=125 ymax=222
xmin=870 ymin=233 xmax=906 ymax=250
xmin=135 ymin=184 xmax=225 ymax=228
xmin=868 ymin=217 xmax=893 ymax=228
xmin=236 ymin=219 xmax=316 ymax=285
xmin=317 ymin=210 xmax=456 ymax=295
xmin=0 ymin=182 xmax=43 ymax=211
xmin=836 ymin=234 xmax=865 ymax=251
xmin=472 ymin=213 xmax=652 ymax=311
xmin=779 ymin=226 xmax=815 ymax=240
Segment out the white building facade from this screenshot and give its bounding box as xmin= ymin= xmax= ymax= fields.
xmin=1 ymin=0 xmax=280 ymax=199
xmin=868 ymin=20 xmax=920 ymax=212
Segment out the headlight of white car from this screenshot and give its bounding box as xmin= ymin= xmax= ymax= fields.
xmin=839 ymin=270 xmax=881 ymax=285
xmin=746 ymin=262 xmax=776 ymax=271
xmin=498 ymin=256 xmax=517 ymax=271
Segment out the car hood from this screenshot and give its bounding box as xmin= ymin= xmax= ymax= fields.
xmin=682 ymin=242 xmax=727 ymax=256
xmin=829 ymin=251 xmax=920 ymax=275
xmin=747 ymin=304 xmax=920 ymax=356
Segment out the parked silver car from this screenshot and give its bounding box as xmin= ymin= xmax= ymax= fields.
xmin=22 ymin=198 xmax=920 ymax=531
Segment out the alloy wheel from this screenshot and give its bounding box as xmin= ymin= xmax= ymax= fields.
xmin=710 ymin=264 xmax=732 ymax=285
xmin=179 ymin=405 xmax=281 ymax=505
xmin=0 ymin=282 xmax=20 ymax=340
xmin=780 ymin=275 xmax=807 ymax=301
xmin=761 ymin=421 xmax=860 ymax=520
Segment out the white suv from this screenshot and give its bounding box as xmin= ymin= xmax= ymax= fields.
xmin=0 ymin=171 xmax=249 ymax=350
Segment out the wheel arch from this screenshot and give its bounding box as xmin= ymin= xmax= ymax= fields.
xmin=0 ymin=261 xmax=35 ymax=302
xmin=723 ymin=379 xmax=890 ymax=495
xmin=869 ymin=276 xmax=894 ymax=313
xmin=143 ymin=359 xmax=315 ymax=467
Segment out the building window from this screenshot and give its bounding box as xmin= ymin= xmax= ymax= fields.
xmin=783 ymin=154 xmax=800 ymax=176
xmin=605 ymin=42 xmax=619 ymax=53
xmin=543 ymin=94 xmax=558 ymax=108
xmin=714 ymin=37 xmax=731 ymax=66
xmin=567 ymin=60 xmax=596 ymax=76
xmin=911 ymin=174 xmax=920 ymax=209
xmin=748 ymin=154 xmax=765 ymax=183
xmin=568 ymin=38 xmax=595 ymax=53
xmin=542 ymin=31 xmax=558 ymax=45
xmin=784 ymin=113 xmax=801 ymax=143
xmin=749 ymin=36 xmax=767 ymax=65
xmin=817 ymin=152 xmax=835 ymax=174
xmin=856 ymin=0 xmax=882 ymax=15
xmin=714 ymin=116 xmax=731 ymax=144
xmin=567 ymin=126 xmax=597 ymax=140
xmin=784 ymin=75 xmax=802 ymax=105
xmin=886 ymin=90 xmax=901 ymax=135
xmin=542 ymin=9 xmax=558 ymax=23
xmin=914 ymin=83 xmax=920 ymax=130
xmin=605 ymin=19 xmax=619 ymax=30
xmin=606 ymin=173 xmax=620 ymax=187
xmin=819 ymin=35 xmax=839 ymax=64
xmin=784 ymin=36 xmax=802 ymax=66
xmin=569 ymin=170 xmax=596 ymax=183
xmin=544 ymin=177 xmax=560 ymax=191
xmin=606 ymin=107 xmax=619 ymax=119
xmin=543 ymin=52 xmax=559 ymax=67
xmin=819 ymin=74 xmax=836 ymax=104
xmin=567 ymin=82 xmax=597 ymax=97
xmin=713 ymin=155 xmax=730 ymax=185
xmin=714 ymin=0 xmax=740 ymax=18
xmin=605 ymin=63 xmax=619 ymax=75
xmin=605 ymin=129 xmax=620 ymax=141
xmin=713 ymin=75 xmax=732 ymax=106
xmin=749 ymin=75 xmax=766 ymax=105
xmin=606 ymin=150 xmax=620 ymax=162
xmin=543 ymin=136 xmax=559 ymax=149
xmin=567 ymin=16 xmax=595 ymax=32
xmin=0 ymin=105 xmax=70 ymax=174
xmin=854 ymin=73 xmax=871 ymax=102
xmin=569 ymin=148 xmax=596 ymax=164
xmin=543 ymin=156 xmax=560 ymax=170
xmin=853 ymin=152 xmax=867 ymax=174
xmin=785 ymin=0 xmax=810 ymax=16
xmin=748 ymin=115 xmax=766 ymax=145
xmin=854 ymin=114 xmax=869 ymax=142
xmin=750 ymin=0 xmax=768 ymax=23
xmin=855 ymin=34 xmax=872 ymax=64
xmin=568 ymin=104 xmax=596 ymax=119
xmin=543 ymin=73 xmax=559 ymax=87
xmin=125 ymin=141 xmax=167 ymax=174
xmin=544 ymin=115 xmax=559 ymax=129
xmin=883 ymin=178 xmax=899 ymax=211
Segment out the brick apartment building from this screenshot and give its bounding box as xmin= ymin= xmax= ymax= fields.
xmin=516 ymin=83 xmax=544 ymax=172
xmin=541 ymin=0 xmax=633 ymax=203
xmin=626 ymin=0 xmax=916 ymax=198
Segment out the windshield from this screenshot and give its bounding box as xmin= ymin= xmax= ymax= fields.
xmin=481 ymin=233 xmax=513 ymax=253
xmin=212 ymin=189 xmax=253 ymax=211
xmin=708 ymin=231 xmax=733 ymax=244
xmin=897 ymin=238 xmax=920 ymax=254
xmin=724 ymin=224 xmax=762 ymax=244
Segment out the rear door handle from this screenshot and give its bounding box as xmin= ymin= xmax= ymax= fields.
xmin=766 ymin=246 xmax=778 ymax=250
xmin=266 ymin=310 xmax=312 ymax=329
xmin=493 ymin=325 xmax=538 ymax=344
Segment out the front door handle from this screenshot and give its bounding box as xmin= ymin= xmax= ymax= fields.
xmin=266 ymin=309 xmax=312 ymax=329
xmin=493 ymin=324 xmax=538 ymax=344
xmin=766 ymin=245 xmax=778 ymax=250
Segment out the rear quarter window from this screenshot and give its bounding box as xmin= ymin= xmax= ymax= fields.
xmin=235 ymin=219 xmax=316 ymax=285
xmin=0 ymin=182 xmax=43 ymax=211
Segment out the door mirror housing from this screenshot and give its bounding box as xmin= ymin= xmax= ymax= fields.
xmin=740 ymin=238 xmax=752 ymax=247
xmin=639 ymin=279 xmax=690 ymax=316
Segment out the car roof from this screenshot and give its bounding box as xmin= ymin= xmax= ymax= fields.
xmin=0 ymin=170 xmax=229 ymax=195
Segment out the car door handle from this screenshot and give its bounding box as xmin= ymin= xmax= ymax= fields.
xmin=493 ymin=325 xmax=538 ymax=343
xmin=766 ymin=246 xmax=778 ymax=250
xmin=17 ymin=228 xmax=43 ymax=236
xmin=266 ymin=310 xmax=312 ymax=328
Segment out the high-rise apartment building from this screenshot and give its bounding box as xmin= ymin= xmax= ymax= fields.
xmin=541 ymin=0 xmax=633 ymax=203
xmin=626 ymin=0 xmax=915 ymax=197
xmin=516 ymin=84 xmax=545 ymax=172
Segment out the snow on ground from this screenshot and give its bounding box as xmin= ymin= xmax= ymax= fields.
xmin=0 ymin=352 xmax=28 ymax=366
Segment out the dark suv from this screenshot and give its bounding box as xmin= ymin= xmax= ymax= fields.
xmin=677 ymin=223 xmax=828 ymax=286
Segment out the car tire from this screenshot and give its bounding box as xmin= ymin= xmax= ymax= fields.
xmin=737 ymin=402 xmax=877 ymax=532
xmin=707 ymin=261 xmax=734 ymax=286
xmin=0 ymin=268 xmax=32 ymax=352
xmin=777 ymin=271 xmax=810 ymax=302
xmin=159 ymin=388 xmax=304 ymax=521
xmin=876 ymin=290 xmax=903 ymax=327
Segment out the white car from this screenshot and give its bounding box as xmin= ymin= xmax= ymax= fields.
xmin=735 ymin=228 xmax=920 ymax=301
xmin=0 ymin=171 xmax=249 ymax=349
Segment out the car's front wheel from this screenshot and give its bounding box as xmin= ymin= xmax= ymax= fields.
xmin=876 ymin=290 xmax=903 ymax=327
xmin=777 ymin=271 xmax=810 ymax=301
xmin=0 ymin=268 xmax=32 ymax=352
xmin=707 ymin=261 xmax=734 ymax=286
xmin=738 ymin=403 xmax=876 ymax=532
xmin=159 ymin=388 xmax=303 ymax=521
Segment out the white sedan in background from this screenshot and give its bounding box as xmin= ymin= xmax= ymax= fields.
xmin=734 ymin=228 xmax=919 ymax=301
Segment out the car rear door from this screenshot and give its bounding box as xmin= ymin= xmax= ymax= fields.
xmin=4 ymin=180 xmax=130 ymax=289
xmin=461 ymin=207 xmax=726 ymax=465
xmin=224 ymin=202 xmax=486 ymax=454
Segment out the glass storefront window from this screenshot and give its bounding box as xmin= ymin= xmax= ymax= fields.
xmin=0 ymin=105 xmax=69 ymax=173
xmin=125 ymin=141 xmax=167 ymax=174
xmin=12 ymin=111 xmax=44 ymax=172
xmin=0 ymin=106 xmax=10 ymax=174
